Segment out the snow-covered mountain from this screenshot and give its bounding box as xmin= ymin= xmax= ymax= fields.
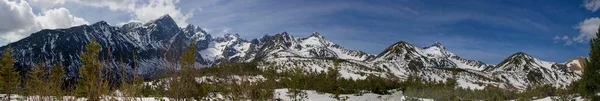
xmin=0 ymin=14 xmax=582 ymax=91
xmin=486 ymin=52 xmax=580 ymax=90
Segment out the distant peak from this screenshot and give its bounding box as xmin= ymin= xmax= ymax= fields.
xmin=388 ymin=41 xmax=417 ymax=50
xmin=277 ymin=32 xmax=294 ymax=38
xmin=507 ymin=52 xmax=534 ymax=60
xmin=92 ymin=21 xmax=110 ymax=26
xmin=423 ymin=42 xmax=455 ymax=57
xmin=309 ymin=32 xmax=324 ymax=38
xmin=514 ymin=52 xmax=528 ymax=56
xmin=184 ymin=24 xmax=200 ymax=30
xmin=393 ymin=41 xmax=411 ymax=46
xmin=146 ymin=14 xmax=178 ymax=28
xmin=432 ymin=42 xmax=443 ymax=47
xmin=121 ymin=22 xmax=142 ymax=30
xmin=224 ymin=33 xmax=240 ymax=38
xmin=159 ymin=14 xmax=173 ymax=20
xmin=375 ymin=41 xmax=419 ymax=58
xmin=185 ymin=24 xmax=195 ymax=28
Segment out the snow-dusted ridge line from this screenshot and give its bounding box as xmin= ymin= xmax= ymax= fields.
xmin=0 ymin=14 xmax=583 ymax=91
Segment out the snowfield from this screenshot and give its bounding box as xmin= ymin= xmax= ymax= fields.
xmin=273 ymin=89 xmax=407 ymax=101
xmin=0 ymin=91 xmax=589 ymax=101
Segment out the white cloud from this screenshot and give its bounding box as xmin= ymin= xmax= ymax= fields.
xmin=44 ymin=0 xmax=193 ymax=27
xmin=0 ymin=0 xmax=88 ymax=44
xmin=35 ymin=8 xmax=88 ymax=29
xmin=131 ymin=0 xmax=193 ymax=27
xmin=554 ymin=35 xmax=573 ymax=45
xmin=574 ymin=17 xmax=600 ymax=43
xmin=584 ymin=0 xmax=600 ymax=12
xmin=74 ymin=0 xmax=136 ymax=11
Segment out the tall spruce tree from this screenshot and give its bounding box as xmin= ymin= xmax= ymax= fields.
xmin=328 ymin=59 xmax=342 ymax=100
xmin=25 ymin=64 xmax=46 ymax=100
xmin=0 ymin=47 xmax=19 ymax=100
xmin=168 ymin=42 xmax=206 ymax=100
xmin=75 ymin=39 xmax=109 ymax=100
xmin=581 ymin=26 xmax=600 ymax=100
xmin=49 ymin=62 xmax=65 ymax=100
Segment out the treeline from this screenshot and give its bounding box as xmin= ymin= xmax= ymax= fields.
xmin=137 ymin=57 xmax=403 ymax=100
xmin=401 ymin=75 xmax=579 ymax=100
xmin=0 ymin=39 xmax=148 ymax=100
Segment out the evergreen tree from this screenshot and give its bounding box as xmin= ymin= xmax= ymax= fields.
xmin=75 ymin=39 xmax=109 ymax=100
xmin=328 ymin=59 xmax=341 ymax=100
xmin=168 ymin=42 xmax=207 ymax=100
xmin=49 ymin=62 xmax=65 ymax=100
xmin=581 ymin=25 xmax=600 ymax=100
xmin=0 ymin=47 xmax=19 ymax=100
xmin=287 ymin=63 xmax=308 ymax=101
xmin=25 ymin=64 xmax=46 ymax=100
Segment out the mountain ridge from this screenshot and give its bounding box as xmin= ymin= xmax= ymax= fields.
xmin=0 ymin=14 xmax=582 ymax=91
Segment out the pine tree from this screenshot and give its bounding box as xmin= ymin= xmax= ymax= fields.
xmin=49 ymin=62 xmax=65 ymax=100
xmin=586 ymin=32 xmax=600 ymax=98
xmin=75 ymin=39 xmax=109 ymax=100
xmin=328 ymin=59 xmax=342 ymax=100
xmin=0 ymin=47 xmax=19 ymax=100
xmin=119 ymin=54 xmax=144 ymax=101
xmin=168 ymin=42 xmax=207 ymax=100
xmin=25 ymin=64 xmax=47 ymax=100
xmin=581 ymin=25 xmax=600 ymax=100
xmin=287 ymin=63 xmax=308 ymax=101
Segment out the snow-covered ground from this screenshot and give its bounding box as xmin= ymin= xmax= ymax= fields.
xmin=0 ymin=93 xmax=589 ymax=101
xmin=272 ymin=89 xmax=411 ymax=101
xmin=530 ymin=96 xmax=584 ymax=101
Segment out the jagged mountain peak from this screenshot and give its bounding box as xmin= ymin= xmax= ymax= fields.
xmin=121 ymin=22 xmax=143 ymax=30
xmin=431 ymin=42 xmax=444 ymax=48
xmin=270 ymin=32 xmax=297 ymax=44
xmin=278 ymin=32 xmax=294 ymax=38
xmin=91 ymin=21 xmax=110 ymax=27
xmin=183 ymin=24 xmax=209 ymax=41
xmin=222 ymin=33 xmax=241 ymax=40
xmin=422 ymin=42 xmax=455 ymax=58
xmin=387 ymin=41 xmax=419 ymax=51
xmin=506 ymin=52 xmax=535 ymax=61
xmin=375 ymin=41 xmax=422 ymax=60
xmin=493 ymin=52 xmax=557 ymax=73
xmin=156 ymin=14 xmax=175 ymax=22
xmin=309 ymin=32 xmax=324 ymax=39
xmin=501 ymin=52 xmax=535 ymax=64
xmin=145 ymin=14 xmax=179 ymax=29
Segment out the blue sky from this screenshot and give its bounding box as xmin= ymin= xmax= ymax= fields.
xmin=1 ymin=0 xmax=599 ymax=64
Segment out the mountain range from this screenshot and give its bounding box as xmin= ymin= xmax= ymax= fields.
xmin=0 ymin=15 xmax=584 ymax=91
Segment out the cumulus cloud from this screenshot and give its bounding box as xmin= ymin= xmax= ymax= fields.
xmin=574 ymin=17 xmax=600 ymax=43
xmin=0 ymin=0 xmax=88 ymax=44
xmin=41 ymin=0 xmax=193 ymax=27
xmin=131 ymin=0 xmax=193 ymax=27
xmin=35 ymin=8 xmax=88 ymax=29
xmin=584 ymin=0 xmax=600 ymax=12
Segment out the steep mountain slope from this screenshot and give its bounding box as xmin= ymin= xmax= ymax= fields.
xmin=0 ymin=14 xmax=581 ymax=91
xmin=250 ymin=32 xmax=373 ymax=61
xmin=566 ymin=57 xmax=586 ymax=72
xmin=486 ymin=53 xmax=581 ymax=90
